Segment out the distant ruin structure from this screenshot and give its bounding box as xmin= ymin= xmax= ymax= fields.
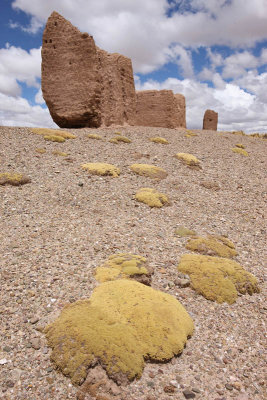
xmin=41 ymin=12 xmax=136 ymax=128
xmin=203 ymin=109 xmax=218 ymax=131
xmin=135 ymin=90 xmax=186 ymax=129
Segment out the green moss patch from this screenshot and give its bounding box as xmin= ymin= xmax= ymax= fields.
xmin=95 ymin=253 xmax=153 ymax=285
xmin=109 ymin=136 xmax=131 ymax=143
xmin=186 ymin=235 xmax=237 ymax=258
xmin=177 ymin=254 xmax=260 ymax=304
xmin=31 ymin=128 xmax=76 ymax=139
xmin=232 ymin=148 xmax=248 ymax=156
xmin=174 ymin=226 xmax=197 ymax=237
xmin=44 ymin=279 xmax=194 ymax=385
xmin=175 ymin=153 xmax=201 ymax=168
xmin=130 ymin=164 xmax=168 ymax=180
xmin=0 ymin=172 xmax=31 ymax=186
xmin=149 ymin=137 xmax=169 ymax=144
xmin=81 ymin=163 xmax=120 ymax=177
xmin=135 ymin=187 xmax=169 ymax=208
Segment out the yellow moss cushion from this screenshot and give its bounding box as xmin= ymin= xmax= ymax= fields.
xmin=109 ymin=136 xmax=131 ymax=143
xmin=0 ymin=172 xmax=31 ymax=186
xmin=232 ymin=130 xmax=245 ymax=136
xmin=177 ymin=254 xmax=260 ymax=304
xmin=130 ymin=164 xmax=168 ymax=180
xmin=44 ymin=135 xmax=65 ymax=143
xmin=95 ymin=253 xmax=152 ymax=285
xmin=175 ymin=226 xmax=197 ymax=237
xmin=175 ymin=153 xmax=200 ymax=167
xmin=232 ymin=148 xmax=249 ymax=156
xmin=87 ymin=133 xmax=103 ymax=140
xmin=186 ymin=235 xmax=237 ymax=258
xmin=52 ymin=151 xmax=68 ymax=157
xmin=36 ymin=148 xmax=46 ymax=154
xmin=81 ymin=163 xmax=120 ymax=177
xmin=235 ymin=143 xmax=245 ymax=149
xmin=149 ymin=137 xmax=169 ymax=144
xmin=44 ymin=279 xmax=194 ymax=385
xmin=31 ymin=128 xmax=76 ymax=139
xmin=185 ymin=130 xmax=198 ymax=138
xmin=135 ymin=187 xmax=169 ymax=208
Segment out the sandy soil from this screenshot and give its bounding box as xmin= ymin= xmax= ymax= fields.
xmin=0 ymin=125 xmax=266 ymax=400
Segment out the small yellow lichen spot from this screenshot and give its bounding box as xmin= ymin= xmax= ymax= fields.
xmin=0 ymin=172 xmax=31 ymax=186
xmin=87 ymin=133 xmax=102 ymax=140
xmin=44 ymin=135 xmax=65 ymax=143
xmin=95 ymin=253 xmax=150 ymax=283
xmin=135 ymin=187 xmax=169 ymax=208
xmin=232 ymin=148 xmax=248 ymax=156
xmin=175 ymin=153 xmax=200 ymax=167
xmin=114 ymin=131 xmax=122 ymax=135
xmin=52 ymin=151 xmax=68 ymax=157
xmin=31 ymin=128 xmax=76 ymax=139
xmin=149 ymin=137 xmax=169 ymax=144
xmin=81 ymin=162 xmax=120 ymax=177
xmin=177 ymin=254 xmax=260 ymax=304
xmin=44 ymin=279 xmax=194 ymax=384
xmin=36 ymin=148 xmax=46 ymax=154
xmin=232 ymin=130 xmax=245 ymax=136
xmin=185 ymin=235 xmax=237 ymax=258
xmin=130 ymin=164 xmax=168 ymax=180
xmin=185 ymin=130 xmax=198 ymax=138
xmin=109 ymin=136 xmax=131 ymax=143
xmin=235 ymin=143 xmax=245 ymax=149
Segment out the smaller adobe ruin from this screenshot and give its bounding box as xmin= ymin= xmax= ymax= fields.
xmin=203 ymin=109 xmax=218 ymax=131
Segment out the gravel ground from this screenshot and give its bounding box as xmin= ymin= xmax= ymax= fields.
xmin=0 ymin=125 xmax=266 ymax=400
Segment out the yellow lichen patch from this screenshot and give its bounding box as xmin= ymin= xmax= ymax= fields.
xmin=95 ymin=253 xmax=152 ymax=285
xmin=81 ymin=162 xmax=120 ymax=177
xmin=185 ymin=130 xmax=198 ymax=138
xmin=44 ymin=135 xmax=66 ymax=143
xmin=232 ymin=130 xmax=245 ymax=136
xmin=232 ymin=148 xmax=249 ymax=156
xmin=149 ymin=137 xmax=169 ymax=144
xmin=114 ymin=131 xmax=122 ymax=135
xmin=109 ymin=136 xmax=131 ymax=143
xmin=31 ymin=128 xmax=76 ymax=139
xmin=177 ymin=254 xmax=260 ymax=304
xmin=235 ymin=143 xmax=245 ymax=149
xmin=36 ymin=148 xmax=46 ymax=154
xmin=174 ymin=226 xmax=197 ymax=237
xmin=135 ymin=187 xmax=169 ymax=208
xmin=175 ymin=153 xmax=200 ymax=167
xmin=0 ymin=172 xmax=31 ymax=186
xmin=52 ymin=151 xmax=68 ymax=157
xmin=87 ymin=133 xmax=103 ymax=140
xmin=44 ymin=279 xmax=194 ymax=385
xmin=186 ymin=235 xmax=237 ymax=258
xmin=130 ymin=164 xmax=168 ymax=180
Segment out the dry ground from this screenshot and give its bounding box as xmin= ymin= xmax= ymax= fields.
xmin=0 ymin=125 xmax=266 ymax=400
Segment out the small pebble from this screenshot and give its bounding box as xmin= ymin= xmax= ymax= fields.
xmin=3 ymin=346 xmax=12 ymax=353
xmin=31 ymin=338 xmax=41 ymax=350
xmin=225 ymin=383 xmax=233 ymax=391
xmin=30 ymin=317 xmax=39 ymax=324
xmin=183 ymin=389 xmax=196 ymax=399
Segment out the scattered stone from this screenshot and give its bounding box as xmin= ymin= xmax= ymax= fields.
xmin=176 ymin=278 xmax=190 ymax=288
xmin=130 ymin=164 xmax=168 ymax=180
xmin=42 ymin=12 xmax=136 ymax=128
xmin=3 ymin=346 xmax=12 ymax=353
xmin=30 ymin=317 xmax=39 ymax=324
xmin=178 ymin=254 xmax=260 ymax=304
xmin=174 ymin=226 xmax=196 ymax=237
xmin=81 ymin=162 xmax=120 ymax=177
xmin=94 ymin=253 xmax=153 ymax=285
xmin=225 ymin=383 xmax=233 ymax=391
xmin=44 ymin=279 xmax=194 ymax=385
xmin=5 ymin=380 xmax=14 ymax=388
xmin=192 ymin=387 xmax=201 ymax=393
xmin=0 ymin=358 xmax=8 ymax=365
xmin=203 ymin=109 xmax=218 ymax=130
xmin=185 ymin=234 xmax=237 ymax=258
xmin=183 ymin=389 xmax=196 ymax=398
xmin=149 ymin=137 xmax=169 ymax=144
xmin=135 ymin=187 xmax=169 ymax=208
xmin=31 ymin=338 xmax=41 ymax=350
xmin=200 ymin=180 xmax=220 ymax=191
xmin=164 ymin=385 xmax=176 ymax=393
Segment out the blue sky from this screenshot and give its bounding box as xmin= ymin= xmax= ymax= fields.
xmin=0 ymin=0 xmax=267 ymax=132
